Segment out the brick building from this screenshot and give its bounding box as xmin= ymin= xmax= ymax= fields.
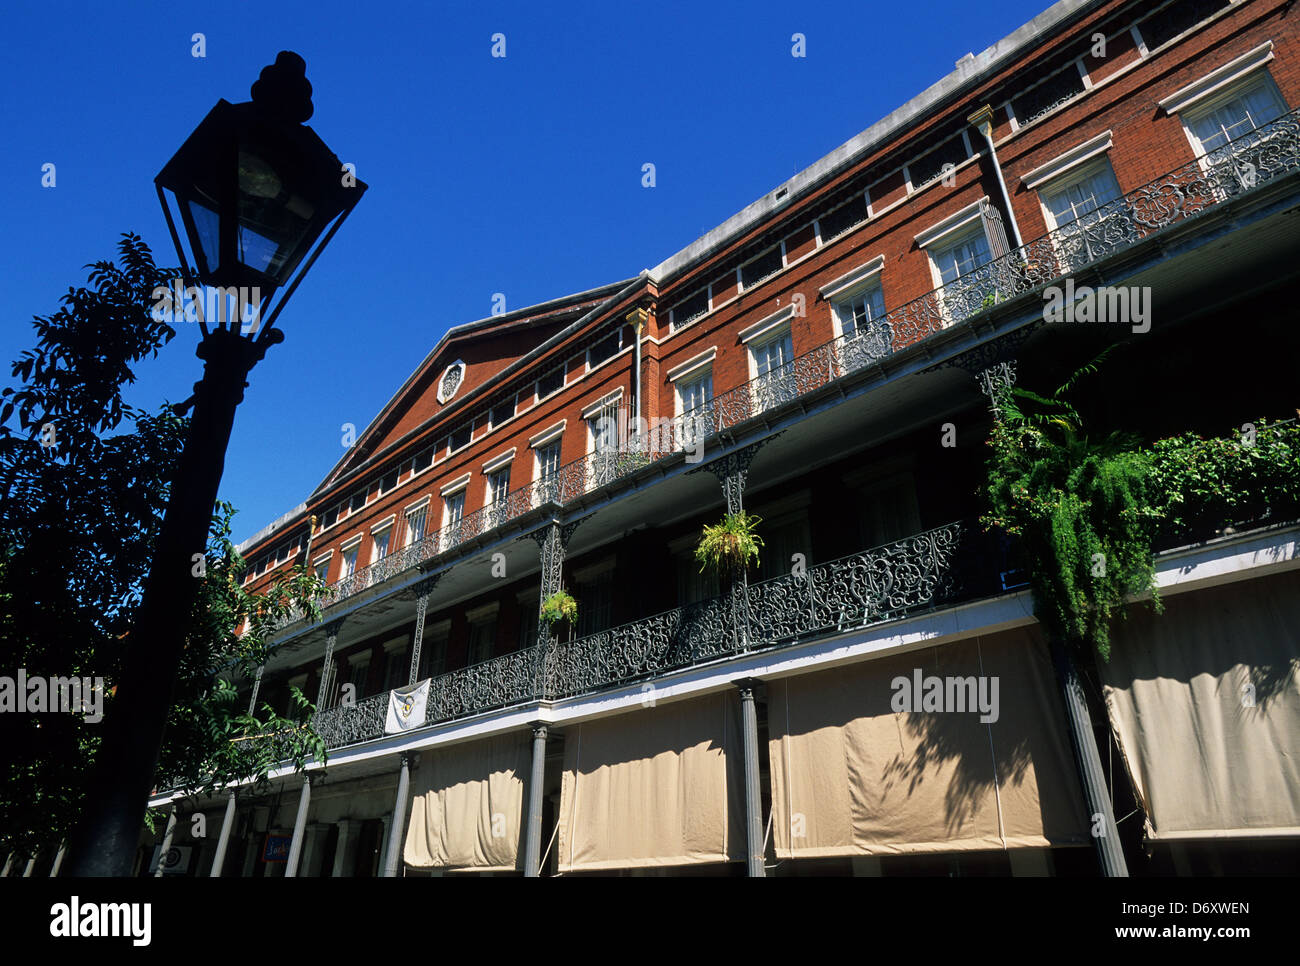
xmin=106 ymin=0 xmax=1300 ymax=877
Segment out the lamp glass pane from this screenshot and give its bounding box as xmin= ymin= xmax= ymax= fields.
xmin=237 ymin=148 xmax=317 ymax=283
xmin=187 ymin=199 xmax=221 ymax=271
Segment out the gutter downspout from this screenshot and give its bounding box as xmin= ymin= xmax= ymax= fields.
xmin=968 ymin=104 xmax=1024 ymax=249
xmin=626 ymin=307 xmax=648 ymax=438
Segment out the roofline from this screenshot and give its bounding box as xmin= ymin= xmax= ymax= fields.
xmin=647 ymin=0 xmax=1098 ymax=286
xmin=235 ymin=501 xmax=309 ymax=556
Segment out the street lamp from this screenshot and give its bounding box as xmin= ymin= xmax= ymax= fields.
xmin=67 ymin=51 xmax=366 ymax=877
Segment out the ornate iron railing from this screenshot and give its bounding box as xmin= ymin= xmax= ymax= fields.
xmin=310 ymin=107 xmax=1300 ymax=613
xmin=308 ymin=520 xmax=999 ymax=749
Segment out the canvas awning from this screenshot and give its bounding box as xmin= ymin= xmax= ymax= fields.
xmin=403 ymin=731 xmax=531 ymax=872
xmin=767 ymin=626 xmax=1089 ymax=857
xmin=1102 ymin=569 xmax=1300 ymax=841
xmin=557 ymin=691 xmax=746 ymax=872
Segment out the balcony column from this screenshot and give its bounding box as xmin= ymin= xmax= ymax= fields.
xmin=22 ymin=854 xmax=37 ymax=877
xmin=408 ymin=575 xmax=442 ymax=686
xmin=967 ymin=104 xmax=1024 ymax=248
xmin=0 ymin=853 xmax=13 ymax=876
xmin=1051 ymin=640 xmax=1129 ymax=877
xmin=736 ymin=680 xmax=766 ymax=877
xmin=382 ymin=752 xmax=415 ymax=877
xmin=315 ymin=618 xmax=346 ymax=709
xmin=695 ymin=441 xmax=775 ymax=652
xmin=284 ymin=775 xmax=315 ymax=877
xmin=246 ymin=664 xmax=265 ymax=714
xmin=153 ymin=804 xmax=179 ymax=877
xmin=530 ymin=520 xmax=583 ymax=695
xmin=522 ymin=723 xmax=549 ymax=877
xmin=975 ymin=360 xmax=1018 ymax=417
xmin=49 ymin=842 xmax=67 ymax=877
xmin=209 ymin=788 xmax=238 ymax=877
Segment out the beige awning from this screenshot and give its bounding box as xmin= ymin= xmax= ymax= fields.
xmin=1102 ymin=569 xmax=1300 ymax=841
xmin=557 ymin=691 xmax=746 ymax=872
xmin=768 ymin=626 xmax=1088 ymax=857
xmin=403 ymin=731 xmax=530 ymax=872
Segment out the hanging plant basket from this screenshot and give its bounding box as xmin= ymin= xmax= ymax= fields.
xmin=694 ymin=511 xmax=764 ymax=575
xmin=540 ymin=589 xmax=578 ymax=628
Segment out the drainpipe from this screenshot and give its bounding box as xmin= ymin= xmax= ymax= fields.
xmin=626 ymin=307 xmax=648 ymax=444
xmin=967 ymin=104 xmax=1025 ymax=249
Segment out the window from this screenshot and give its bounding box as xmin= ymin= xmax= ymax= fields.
xmin=313 ymin=555 xmax=331 ymax=585
xmin=932 ymin=228 xmax=992 ymax=286
xmin=833 ymin=281 xmax=889 ymax=372
xmin=340 ymin=542 xmax=360 ymax=579
xmin=467 ymin=614 xmax=496 ymax=665
xmin=415 ymin=446 xmax=435 ymax=471
xmin=670 ymin=288 xmax=709 ymax=330
xmin=442 ymin=488 xmax=466 ymax=551
xmin=1040 ymin=160 xmax=1123 ymax=271
xmin=750 ymin=327 xmax=795 ymax=412
xmin=345 ymin=656 xmax=370 ymax=701
xmin=320 ymin=505 xmax=339 ymax=529
xmin=349 ymin=488 xmax=367 ymax=514
xmin=536 ymin=368 xmax=564 ymax=401
xmin=1137 ymin=0 xmax=1230 ymax=53
xmin=404 ymin=504 xmax=428 ymax=547
xmin=371 ymin=524 xmax=392 ymax=563
xmin=536 ymin=438 xmax=562 ymax=502
xmin=1183 ymin=77 xmax=1286 ymax=156
xmin=1011 ymin=63 xmax=1087 ymax=127
xmin=382 ymin=639 xmax=409 ymax=691
xmin=818 ymin=195 xmax=868 ymax=242
xmin=418 ymin=619 xmax=450 ymax=680
xmin=490 ymin=394 xmax=516 ymax=428
xmin=379 ymin=469 xmax=398 ymax=494
xmin=587 ymin=328 xmax=625 ymax=369
xmin=908 ymin=134 xmax=970 ymax=190
xmin=449 ymin=424 xmax=472 ymax=453
xmin=486 ymin=464 xmax=511 ymax=525
xmin=755 ymin=505 xmax=812 ymax=582
xmin=678 ymin=370 xmax=712 ymax=415
xmin=574 ymin=565 xmax=615 ymax=637
xmin=740 ymin=246 xmax=784 ymax=290
xmin=836 ymin=283 xmax=886 ymax=340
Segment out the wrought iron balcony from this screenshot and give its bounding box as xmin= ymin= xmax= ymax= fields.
xmin=302 ymin=107 xmax=1300 ymax=616
xmin=309 ymin=519 xmax=1008 ymax=750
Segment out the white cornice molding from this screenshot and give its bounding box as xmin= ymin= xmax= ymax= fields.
xmin=404 ymin=495 xmax=431 ymax=513
xmin=1021 ymin=130 xmax=1114 ymax=189
xmin=370 ymin=514 xmax=396 ymax=533
xmin=581 ymin=386 xmax=624 ymax=420
xmin=529 ymin=419 xmax=567 ymax=448
xmin=1158 ymin=41 xmax=1274 ymax=115
xmin=818 ymin=255 xmax=886 ymax=300
xmin=440 ymin=473 xmax=471 ymax=496
xmin=340 ymin=534 xmax=363 ymax=551
xmin=482 ymin=447 xmax=517 ymax=473
xmin=665 ymin=347 xmax=718 ymax=382
xmin=914 ymin=197 xmax=987 ymax=249
xmin=739 ymin=303 xmax=797 ymax=345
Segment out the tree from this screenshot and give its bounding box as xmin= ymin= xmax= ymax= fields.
xmin=0 ymin=234 xmax=323 ymax=862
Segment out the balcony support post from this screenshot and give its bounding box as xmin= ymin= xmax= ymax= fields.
xmin=976 ymin=361 xmax=1018 ymax=417
xmin=49 ymin=842 xmax=67 ymax=877
xmin=736 ymin=680 xmax=766 ymax=877
xmin=209 ymin=788 xmax=238 ymax=877
xmin=382 ymin=752 xmax=414 ymax=877
xmin=246 ymin=664 xmax=265 ymax=714
xmin=315 ymin=618 xmax=346 ymax=710
xmin=530 ymin=520 xmax=583 ymax=696
xmin=284 ymin=774 xmax=314 ymax=877
xmin=523 ymin=723 xmax=549 ymax=877
xmin=408 ymin=575 xmax=442 ymax=686
xmin=1052 ymin=640 xmax=1129 ymax=877
xmin=153 ymin=804 xmax=179 ymax=877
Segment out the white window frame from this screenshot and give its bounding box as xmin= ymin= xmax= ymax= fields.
xmin=1175 ymin=69 xmax=1287 ymax=162
xmin=369 ymin=516 xmax=395 ymax=564
xmin=312 ymin=550 xmax=333 ymax=584
xmin=339 ymin=536 xmax=362 ymax=579
xmin=403 ymin=498 xmax=430 ymax=548
xmin=1035 ymin=156 xmax=1124 ymax=233
xmin=915 ymin=198 xmax=992 ymax=291
xmin=820 ymin=255 xmax=887 ymax=341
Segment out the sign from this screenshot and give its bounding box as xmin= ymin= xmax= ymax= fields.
xmin=263 ymin=833 xmax=292 ymax=863
xmin=385 ymin=679 xmax=430 ymax=734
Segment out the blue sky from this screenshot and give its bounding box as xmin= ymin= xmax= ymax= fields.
xmin=0 ymin=0 xmax=1050 ymax=544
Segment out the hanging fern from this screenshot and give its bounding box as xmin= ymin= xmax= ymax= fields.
xmin=695 ymin=511 xmax=764 ymax=575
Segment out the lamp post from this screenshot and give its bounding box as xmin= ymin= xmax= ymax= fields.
xmin=67 ymin=52 xmax=366 ymax=876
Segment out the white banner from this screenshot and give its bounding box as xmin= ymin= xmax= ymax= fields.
xmin=385 ymin=680 xmax=430 ymax=734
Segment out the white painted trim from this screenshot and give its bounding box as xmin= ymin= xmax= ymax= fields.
xmin=581 ymin=386 xmax=624 ymax=420
xmin=738 ymin=303 xmax=797 ymax=345
xmin=339 ymin=534 xmax=363 ymax=552
xmin=404 ymin=495 xmax=431 ymax=514
xmin=1021 ymin=130 xmax=1114 ymax=189
xmin=914 ymin=196 xmax=987 ymax=249
xmin=529 ymin=419 xmax=566 ymax=448
xmin=482 ymin=447 xmax=516 ymax=473
xmin=382 ymin=636 xmax=408 ymax=655
xmin=1158 ymin=41 xmax=1274 ymax=115
xmin=818 ymin=254 xmax=886 ymax=300
xmin=312 ymin=549 xmax=334 ymax=565
xmin=665 ymin=347 xmax=718 ymax=382
xmin=439 ymin=473 xmax=471 ymax=496
xmin=369 ymin=514 xmax=396 ymax=534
